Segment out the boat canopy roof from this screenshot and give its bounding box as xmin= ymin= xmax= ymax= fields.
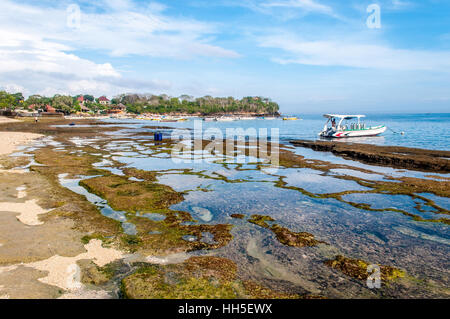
xmin=323 ymin=114 xmax=366 ymax=120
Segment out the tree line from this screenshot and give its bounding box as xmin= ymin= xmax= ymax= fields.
xmin=114 ymin=94 xmax=279 ymax=115
xmin=0 ymin=91 xmax=280 ymax=115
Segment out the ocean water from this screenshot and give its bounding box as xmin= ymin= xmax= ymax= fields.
xmin=105 ymin=113 xmax=450 ymax=150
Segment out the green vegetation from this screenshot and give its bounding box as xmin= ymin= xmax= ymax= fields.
xmin=0 ymin=91 xmax=22 ymax=109
xmin=30 ymin=143 xmax=235 ymax=255
xmin=119 ymin=94 xmax=279 ymax=115
xmin=0 ymin=91 xmax=279 ymax=115
xmin=248 ymin=214 xmax=327 ymax=247
xmin=324 ymin=255 xmax=405 ymax=281
xmin=121 ymin=256 xmax=301 ymax=299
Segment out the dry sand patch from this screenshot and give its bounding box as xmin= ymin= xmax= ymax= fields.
xmin=25 ymin=239 xmax=124 ymax=291
xmin=0 ymin=211 xmax=85 ymax=265
xmin=0 ymin=265 xmax=62 ymax=299
xmin=0 ymin=131 xmax=43 ymax=156
xmin=0 ymin=199 xmax=52 ymax=226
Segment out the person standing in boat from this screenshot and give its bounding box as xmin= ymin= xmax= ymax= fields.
xmin=331 ymin=118 xmax=336 ymax=128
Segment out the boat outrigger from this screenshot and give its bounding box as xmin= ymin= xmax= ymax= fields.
xmin=319 ymin=114 xmax=386 ymax=138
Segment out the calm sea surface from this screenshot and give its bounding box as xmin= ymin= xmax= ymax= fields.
xmin=106 ymin=113 xmax=450 ymax=150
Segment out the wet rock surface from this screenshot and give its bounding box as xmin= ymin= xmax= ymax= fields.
xmin=324 ymin=255 xmax=405 ymax=282
xmin=291 ymin=140 xmax=450 ymax=173
xmin=121 ymin=256 xmax=301 ymax=299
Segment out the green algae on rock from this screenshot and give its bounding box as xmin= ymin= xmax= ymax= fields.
xmin=248 ymin=215 xmax=326 ymax=247
xmin=122 ymin=167 xmax=157 ymax=182
xmin=324 ymin=255 xmax=405 ymax=281
xmin=121 ymin=256 xmax=302 ymax=299
xmin=270 ymin=224 xmax=327 ymax=247
xmin=248 ymin=214 xmax=275 ymax=228
xmin=80 ymin=175 xmax=183 ymax=213
xmin=28 ymin=142 xmax=234 ymax=256
xmin=242 ymin=281 xmax=317 ymax=299
xmin=77 ymin=259 xmax=115 ymax=286
xmin=121 ymin=257 xmax=239 ymax=299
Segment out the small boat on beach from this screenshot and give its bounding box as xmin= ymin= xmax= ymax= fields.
xmin=216 ymin=117 xmax=235 ymax=122
xmin=319 ymin=114 xmax=386 ymax=138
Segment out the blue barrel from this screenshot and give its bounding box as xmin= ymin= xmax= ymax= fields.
xmin=154 ymin=132 xmax=163 ymax=141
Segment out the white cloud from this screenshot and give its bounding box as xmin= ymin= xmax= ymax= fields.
xmin=0 ymin=0 xmax=240 ymax=59
xmin=259 ymin=34 xmax=450 ymax=71
xmin=390 ymin=0 xmax=414 ymax=10
xmin=262 ymin=0 xmax=333 ymax=15
xmin=0 ymin=0 xmax=238 ymax=97
xmin=0 ymin=31 xmax=119 ymax=78
xmin=227 ymin=0 xmax=337 ymax=19
xmin=0 ymin=28 xmax=126 ymax=97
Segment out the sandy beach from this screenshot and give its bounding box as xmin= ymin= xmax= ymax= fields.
xmin=0 ymin=117 xmax=125 ymax=298
xmin=0 ymin=118 xmax=43 ymax=156
xmin=0 ymin=117 xmax=19 ymax=124
xmin=0 ymin=132 xmax=43 ymax=156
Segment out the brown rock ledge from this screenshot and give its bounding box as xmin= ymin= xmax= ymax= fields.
xmin=290 ymin=140 xmax=450 ymax=173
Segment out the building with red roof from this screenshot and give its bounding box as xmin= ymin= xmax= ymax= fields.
xmin=98 ymin=96 xmax=111 ymax=105
xmin=77 ymin=95 xmax=85 ymax=106
xmin=45 ymin=104 xmax=56 ymax=113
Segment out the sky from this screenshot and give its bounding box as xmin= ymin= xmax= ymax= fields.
xmin=0 ymin=0 xmax=449 ymax=113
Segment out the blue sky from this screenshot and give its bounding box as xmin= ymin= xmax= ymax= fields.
xmin=0 ymin=0 xmax=449 ymax=113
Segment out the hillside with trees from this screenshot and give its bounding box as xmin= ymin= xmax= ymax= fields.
xmin=114 ymin=94 xmax=279 ymax=115
xmin=0 ymin=91 xmax=280 ymax=116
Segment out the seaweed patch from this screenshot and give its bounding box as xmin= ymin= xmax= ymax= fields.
xmin=248 ymin=215 xmax=327 ymax=247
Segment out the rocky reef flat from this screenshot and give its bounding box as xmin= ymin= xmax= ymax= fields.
xmin=290 ymin=139 xmax=450 ymax=173
xmin=0 ymin=117 xmax=448 ymax=299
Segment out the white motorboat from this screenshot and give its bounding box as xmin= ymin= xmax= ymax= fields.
xmin=319 ymin=114 xmax=386 ymax=138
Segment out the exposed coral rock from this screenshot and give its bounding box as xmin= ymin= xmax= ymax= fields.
xmin=291 ymin=140 xmax=450 ymax=173
xmin=121 ymin=256 xmax=302 ymax=299
xmin=324 ymin=255 xmax=405 ymax=281
xmin=248 ymin=215 xmax=326 ymax=247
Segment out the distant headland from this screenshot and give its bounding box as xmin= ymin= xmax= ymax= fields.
xmin=0 ymin=91 xmax=280 ymax=117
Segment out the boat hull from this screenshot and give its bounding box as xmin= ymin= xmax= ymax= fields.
xmin=216 ymin=118 xmax=235 ymax=122
xmin=320 ymin=125 xmax=386 ymax=138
